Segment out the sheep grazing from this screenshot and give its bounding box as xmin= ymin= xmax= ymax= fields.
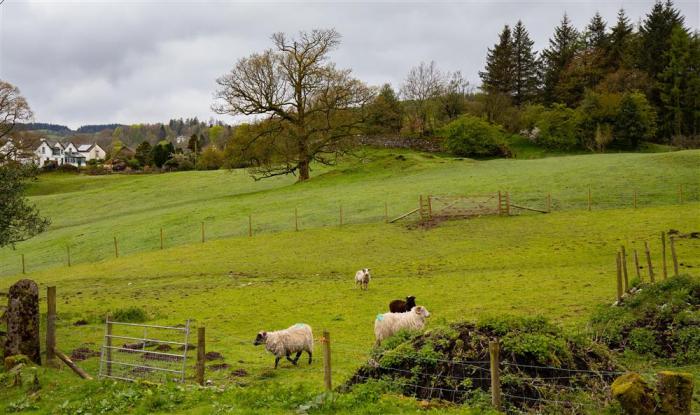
xmin=374 ymin=305 xmax=430 ymax=346
xmin=253 ymin=323 xmax=313 ymax=368
xmin=389 ymin=295 xmax=416 ymax=313
xmin=355 ymin=268 xmax=371 ymax=290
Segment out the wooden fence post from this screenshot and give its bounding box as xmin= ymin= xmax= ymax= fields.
xmin=21 ymin=254 xmax=25 ymax=274
xmin=633 ymin=190 xmax=637 ymax=209
xmin=201 ymin=222 xmax=205 ymax=243
xmin=427 ymin=196 xmax=433 ymax=221
xmin=323 ymin=330 xmax=332 ymax=391
xmin=248 ymin=215 xmax=252 ymax=237
xmin=497 ymin=191 xmax=502 ymax=215
xmin=645 ymin=241 xmax=655 ymax=283
xmin=678 ymin=184 xmax=683 ymax=203
xmin=489 ymin=341 xmax=501 ymax=411
xmin=106 ymin=318 xmax=112 ymax=376
xmin=295 ymin=208 xmax=299 ymax=231
xmin=46 ymin=286 xmax=56 ymax=365
xmin=66 ymin=246 xmax=71 ymax=267
xmin=419 ymin=195 xmax=424 ymax=222
xmin=197 ymin=327 xmax=205 ymax=386
xmin=547 ymin=193 xmax=551 ymax=213
xmin=505 ymin=192 xmax=510 ymax=216
xmin=621 ymin=246 xmax=629 ymax=292
xmin=661 ymin=232 xmax=668 ymax=280
xmin=113 ymin=237 xmax=119 ymax=258
xmin=588 ymin=186 xmax=592 ymax=211
xmin=633 ymin=249 xmax=642 ymax=281
xmin=384 ymin=202 xmax=388 ymax=224
xmin=160 ymin=228 xmax=164 ymax=250
xmin=670 ymin=236 xmax=679 ymax=277
xmin=616 ymin=252 xmax=623 ymax=303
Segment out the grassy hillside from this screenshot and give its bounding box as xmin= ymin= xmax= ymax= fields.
xmin=0 ymin=149 xmax=698 ymax=413
xmin=2 ymin=149 xmax=698 ymax=276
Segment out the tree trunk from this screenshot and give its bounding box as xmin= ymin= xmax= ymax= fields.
xmin=298 ymin=159 xmax=310 ymax=182
xmin=3 ymin=279 xmax=41 ymax=365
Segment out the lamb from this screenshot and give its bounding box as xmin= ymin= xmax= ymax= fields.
xmin=253 ymin=323 xmax=313 ymax=368
xmin=355 ymin=268 xmax=371 ymax=290
xmin=374 ymin=305 xmax=430 ymax=346
xmin=389 ymin=295 xmax=416 ymax=313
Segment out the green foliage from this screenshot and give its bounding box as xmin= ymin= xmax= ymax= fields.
xmin=111 ymin=306 xmax=148 ymax=323
xmin=0 ymin=163 xmax=50 ymax=248
xmin=590 ymin=275 xmax=700 ymax=363
xmin=134 ymin=141 xmax=153 ymax=167
xmin=533 ymin=104 xmax=581 ymax=149
xmin=196 ymin=146 xmax=225 ymax=170
xmin=365 ymin=84 xmax=403 ymax=135
xmin=150 ymin=140 xmax=175 ymax=168
xmin=628 ymin=328 xmax=660 ymax=355
xmin=440 ymin=115 xmax=510 ymax=157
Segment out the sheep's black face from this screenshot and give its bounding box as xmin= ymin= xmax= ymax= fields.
xmin=254 ymin=332 xmax=267 ymax=345
xmin=407 ymin=296 xmax=416 ymax=302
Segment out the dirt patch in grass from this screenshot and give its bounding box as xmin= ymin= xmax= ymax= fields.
xmin=208 ymin=363 xmax=230 ymax=371
xmin=205 ymin=351 xmax=224 ymax=361
xmin=70 ymin=347 xmax=100 ymax=361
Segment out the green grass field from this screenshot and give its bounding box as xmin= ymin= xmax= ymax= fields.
xmin=0 ymin=149 xmax=699 ymax=413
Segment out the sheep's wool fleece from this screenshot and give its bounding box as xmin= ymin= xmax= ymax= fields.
xmin=265 ymin=323 xmax=313 ymax=357
xmin=374 ymin=309 xmax=426 ymax=342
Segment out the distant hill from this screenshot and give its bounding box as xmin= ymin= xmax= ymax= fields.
xmin=76 ymin=124 xmax=124 ymax=134
xmin=18 ymin=123 xmax=72 ymax=134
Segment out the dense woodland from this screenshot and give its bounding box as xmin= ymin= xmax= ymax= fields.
xmin=16 ymin=1 xmax=700 ymax=172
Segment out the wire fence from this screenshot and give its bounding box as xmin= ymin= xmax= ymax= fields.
xmin=1 ymin=183 xmax=698 ymax=277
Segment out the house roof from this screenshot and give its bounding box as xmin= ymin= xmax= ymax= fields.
xmin=40 ymin=138 xmax=64 ymax=149
xmin=77 ymin=144 xmax=93 ymax=152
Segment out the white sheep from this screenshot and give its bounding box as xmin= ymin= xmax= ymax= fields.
xmin=254 ymin=323 xmax=313 ymax=368
xmin=374 ymin=305 xmax=430 ymax=346
xmin=355 ymin=268 xmax=371 ymax=290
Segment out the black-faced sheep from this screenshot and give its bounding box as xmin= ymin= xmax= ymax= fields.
xmin=374 ymin=305 xmax=430 ymax=346
xmin=253 ymin=323 xmax=313 ymax=368
xmin=355 ymin=268 xmax=371 ymax=290
xmin=389 ymin=295 xmax=416 ymax=313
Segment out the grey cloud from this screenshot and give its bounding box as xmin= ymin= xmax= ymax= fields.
xmin=0 ymin=1 xmax=697 ymax=129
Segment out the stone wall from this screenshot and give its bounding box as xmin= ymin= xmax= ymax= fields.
xmin=357 ymin=135 xmax=444 ymax=153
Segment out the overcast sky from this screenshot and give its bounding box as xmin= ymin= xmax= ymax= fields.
xmin=0 ymin=1 xmax=697 ymax=129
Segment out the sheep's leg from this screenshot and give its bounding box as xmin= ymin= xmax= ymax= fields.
xmin=307 ymin=351 xmax=312 ymax=364
xmin=292 ymin=351 xmax=302 ymax=364
xmin=286 ymin=352 xmax=298 ymax=365
xmin=274 ymin=356 xmax=281 ymax=369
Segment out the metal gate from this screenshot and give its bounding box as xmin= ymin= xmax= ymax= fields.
xmin=98 ymin=318 xmax=191 ymax=383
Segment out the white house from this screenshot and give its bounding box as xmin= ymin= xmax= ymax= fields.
xmin=77 ymin=143 xmax=106 ymax=161
xmin=2 ymin=138 xmax=106 ymax=167
xmin=35 ymin=139 xmax=65 ymax=166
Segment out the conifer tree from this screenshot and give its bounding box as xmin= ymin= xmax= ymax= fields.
xmin=540 ymin=14 xmax=581 ymax=104
xmin=512 ymin=20 xmax=540 ymax=105
xmin=479 ymin=25 xmax=515 ymax=97
xmin=584 ymin=12 xmax=608 ymax=49
xmin=639 ymin=0 xmax=686 ymax=82
xmin=607 ymin=9 xmax=634 ymax=69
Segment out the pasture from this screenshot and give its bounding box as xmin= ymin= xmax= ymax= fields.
xmin=0 ymin=149 xmax=699 ymax=413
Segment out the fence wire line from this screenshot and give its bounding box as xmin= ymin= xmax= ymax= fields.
xmin=2 ymin=184 xmax=698 ymax=276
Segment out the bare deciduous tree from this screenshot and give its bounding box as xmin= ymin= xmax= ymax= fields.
xmin=400 ymin=61 xmax=443 ymax=136
xmin=0 ymin=80 xmax=33 ymax=140
xmin=213 ymin=29 xmax=375 ymax=181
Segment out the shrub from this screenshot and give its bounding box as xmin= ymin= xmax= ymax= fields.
xmin=628 ymin=328 xmax=660 ymax=355
xmin=439 ymin=115 xmax=510 ymax=157
xmin=534 ymin=104 xmax=582 ymax=150
xmin=111 ymin=306 xmax=148 ymax=323
xmin=196 ymin=146 xmax=224 ymax=170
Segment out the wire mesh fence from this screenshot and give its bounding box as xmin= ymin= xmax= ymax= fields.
xmin=2 ymin=182 xmax=698 ymax=277
xmin=98 ymin=319 xmax=191 ymax=384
